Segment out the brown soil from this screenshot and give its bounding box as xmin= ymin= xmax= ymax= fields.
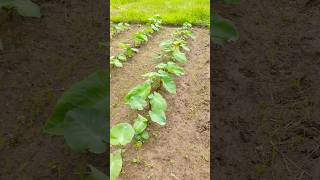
xmin=111 ymin=27 xmax=210 ymax=179
xmin=213 ymin=0 xmax=320 ymax=179
xmin=0 ymin=0 xmax=107 ymax=179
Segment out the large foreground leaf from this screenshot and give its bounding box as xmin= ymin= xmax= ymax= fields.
xmin=110 ymin=150 xmax=122 ymax=180
xmin=64 ymin=108 xmax=107 ymax=154
xmin=44 ymin=70 xmax=108 ymax=135
xmin=0 ymin=0 xmax=41 ymax=18
xmin=212 ymin=14 xmax=238 ymax=45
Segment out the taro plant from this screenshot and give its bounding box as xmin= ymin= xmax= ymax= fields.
xmin=0 ymin=0 xmax=41 ymax=18
xmin=110 ymin=22 xmax=194 ymax=180
xmin=110 ymin=15 xmax=162 ymax=68
xmin=133 ymin=31 xmax=149 ymax=47
xmin=111 ymin=22 xmax=130 ymax=39
xmin=118 ymin=42 xmax=139 ymax=58
xmin=110 ymin=53 xmax=126 ymax=68
xmin=44 ymin=70 xmax=109 ymax=178
xmin=155 ymin=38 xmax=189 ymax=63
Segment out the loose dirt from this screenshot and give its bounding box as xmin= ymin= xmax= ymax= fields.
xmin=0 ymin=0 xmax=107 ymax=179
xmin=213 ymin=0 xmax=320 ymax=179
xmin=111 ymin=27 xmax=210 ymax=179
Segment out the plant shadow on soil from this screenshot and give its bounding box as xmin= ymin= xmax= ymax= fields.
xmin=0 ymin=0 xmax=107 ymax=179
xmin=213 ymin=0 xmax=320 ymax=179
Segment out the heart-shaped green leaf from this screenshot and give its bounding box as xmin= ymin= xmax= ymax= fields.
xmin=149 ymin=110 xmax=166 ymax=126
xmin=44 ymin=70 xmax=108 ymax=135
xmin=110 ymin=123 xmax=135 ymax=146
xmin=212 ymin=14 xmax=238 ymax=45
xmin=148 ymin=92 xmax=167 ymax=112
xmin=148 ymin=92 xmax=167 ymax=125
xmin=110 ymin=57 xmax=123 ymax=68
xmin=110 ymin=149 xmax=122 ymax=180
xmin=166 ymin=62 xmax=185 ymax=76
xmin=125 ymin=81 xmax=151 ymax=110
xmin=63 ymin=108 xmax=107 ymax=154
xmin=14 ymin=0 xmax=40 ymax=17
xmin=141 ymin=131 xmax=149 ymax=140
xmin=133 ymin=114 xmax=148 ymax=134
xmin=158 ymin=71 xmax=176 ymax=94
xmin=172 ymin=49 xmax=187 ymax=63
xmin=127 ymin=96 xmax=148 ymax=110
xmin=157 ymin=62 xmax=184 ymax=76
xmin=0 ymin=0 xmax=41 ymax=18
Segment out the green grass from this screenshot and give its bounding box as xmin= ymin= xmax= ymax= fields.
xmin=110 ymin=0 xmax=210 ymax=27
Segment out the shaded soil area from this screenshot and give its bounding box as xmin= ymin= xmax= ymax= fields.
xmin=213 ymin=0 xmax=320 ymax=179
xmin=111 ymin=27 xmax=210 ymax=179
xmin=0 ymin=0 xmax=107 ymax=179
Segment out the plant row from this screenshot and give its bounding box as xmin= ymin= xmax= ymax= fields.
xmin=110 ymin=15 xmax=162 ymax=68
xmin=110 ymin=22 xmax=195 ymax=180
xmin=110 ymin=22 xmax=130 ymax=40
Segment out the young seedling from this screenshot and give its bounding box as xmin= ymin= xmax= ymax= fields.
xmin=133 ymin=31 xmax=149 ymax=47
xmin=118 ymin=42 xmax=139 ymax=58
xmin=111 ymin=22 xmax=130 ymax=39
xmin=110 ymin=53 xmax=127 ymax=68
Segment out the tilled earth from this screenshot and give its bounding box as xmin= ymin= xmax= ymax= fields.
xmin=0 ymin=0 xmax=107 ymax=179
xmin=213 ymin=0 xmax=320 ymax=179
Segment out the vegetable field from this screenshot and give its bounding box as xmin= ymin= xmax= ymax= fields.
xmin=213 ymin=0 xmax=320 ymax=179
xmin=110 ymin=1 xmax=210 ymax=178
xmin=110 ymin=22 xmax=210 ymax=179
xmin=0 ymin=0 xmax=107 ymax=179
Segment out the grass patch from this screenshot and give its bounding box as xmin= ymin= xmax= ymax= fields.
xmin=111 ymin=0 xmax=210 ymax=27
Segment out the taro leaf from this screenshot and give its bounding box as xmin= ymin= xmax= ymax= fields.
xmin=148 ymin=92 xmax=167 ymax=112
xmin=86 ymin=165 xmax=108 ymax=180
xmin=0 ymin=0 xmax=41 ymax=18
xmin=125 ymin=81 xmax=151 ymax=110
xmin=127 ymin=96 xmax=148 ymax=110
xmin=110 ymin=149 xmax=122 ymax=180
xmin=110 ymin=58 xmax=123 ymax=68
xmin=166 ymin=62 xmax=185 ymax=76
xmin=141 ymin=131 xmax=149 ymax=140
xmin=133 ymin=114 xmax=148 ymax=134
xmin=158 ymin=71 xmax=176 ymax=94
xmin=63 ymin=108 xmax=107 ymax=154
xmin=110 ymin=123 xmax=134 ymax=146
xmin=118 ymin=42 xmax=130 ymax=49
xmin=181 ymin=44 xmax=190 ymax=52
xmin=148 ymin=92 xmax=167 ymax=125
xmin=135 ymin=32 xmax=148 ymax=42
xmin=212 ymin=15 xmax=238 ymax=45
xmin=117 ymin=54 xmax=126 ymax=61
xmin=149 ymin=110 xmax=166 ymax=126
xmin=44 ymin=70 xmax=107 ymax=135
xmin=172 ymin=49 xmax=187 ymax=63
